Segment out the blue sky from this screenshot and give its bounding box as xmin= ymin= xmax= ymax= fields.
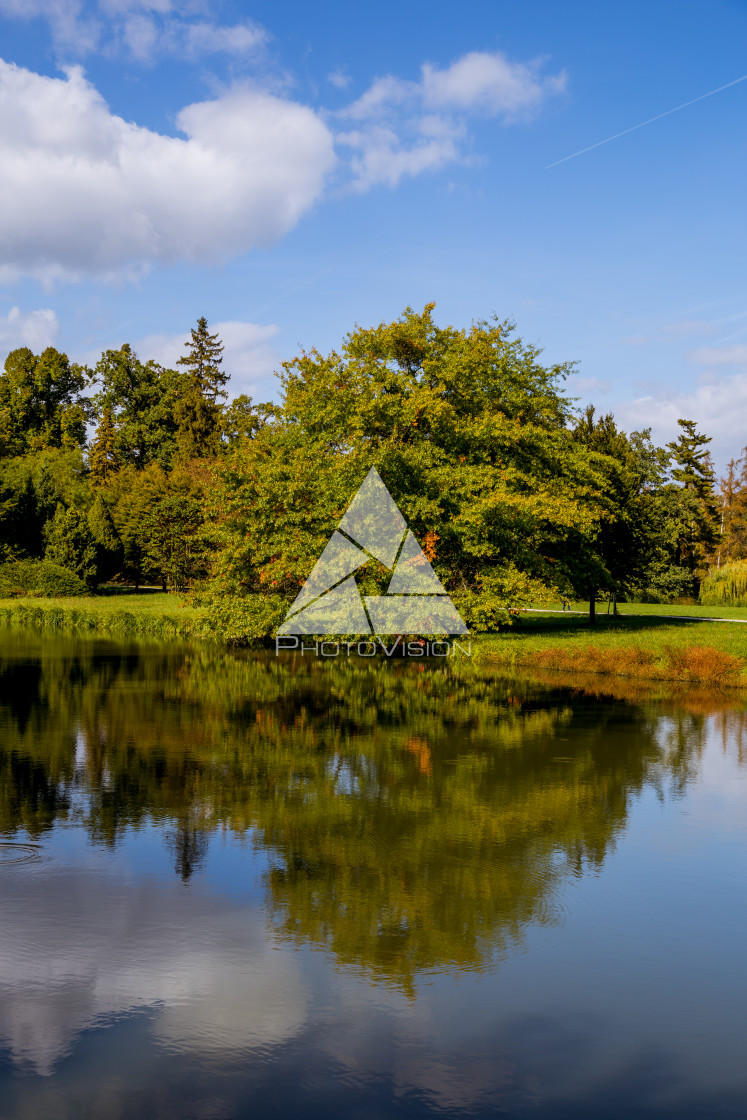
xmin=1 ymin=0 xmax=746 ymax=466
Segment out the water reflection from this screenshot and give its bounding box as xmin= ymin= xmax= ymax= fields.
xmin=0 ymin=632 xmax=746 ymax=1116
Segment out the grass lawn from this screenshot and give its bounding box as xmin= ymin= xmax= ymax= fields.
xmin=475 ymin=605 xmax=747 ymax=685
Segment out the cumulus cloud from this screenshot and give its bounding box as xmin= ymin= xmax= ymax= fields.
xmin=337 ymin=49 xmax=566 ymax=188
xmin=0 ymin=45 xmax=565 ymax=277
xmin=0 ymin=60 xmax=336 ymax=281
xmin=133 ymin=320 xmax=281 ymax=397
xmin=616 ymin=368 xmax=747 ymax=468
xmin=0 ymin=305 xmax=60 ymax=358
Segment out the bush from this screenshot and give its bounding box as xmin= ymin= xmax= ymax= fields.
xmin=196 ymin=592 xmax=288 ymax=645
xmin=700 ymin=561 xmax=747 ymax=607
xmin=44 ymin=505 xmax=98 ymax=590
xmin=0 ymin=559 xmax=88 ymax=597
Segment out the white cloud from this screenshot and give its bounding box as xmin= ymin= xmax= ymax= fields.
xmin=690 ymin=344 xmax=747 ymax=367
xmin=338 ymin=49 xmax=565 ymax=188
xmin=422 ymin=51 xmax=567 ymax=118
xmin=328 ymin=68 xmax=352 ymax=90
xmin=0 ymin=305 xmax=60 ymax=358
xmin=0 ymin=60 xmax=336 ymax=281
xmin=0 ymin=0 xmax=266 ymax=62
xmin=338 ymin=123 xmax=462 ymax=190
xmin=133 ymin=320 xmax=281 ymax=397
xmin=344 ymin=50 xmax=566 ymax=121
xmin=616 ymin=370 xmax=747 ymax=467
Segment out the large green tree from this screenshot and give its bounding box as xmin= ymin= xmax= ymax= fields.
xmin=0 ymin=347 xmax=88 ymax=456
xmin=200 ymin=305 xmax=608 ymax=636
xmin=92 ymin=344 xmax=183 ymax=470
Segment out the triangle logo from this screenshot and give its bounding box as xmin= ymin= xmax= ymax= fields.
xmin=277 ymin=468 xmax=468 ymax=636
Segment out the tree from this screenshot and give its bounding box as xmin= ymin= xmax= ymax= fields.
xmin=666 ymin=419 xmax=719 ymax=585
xmin=569 ymin=408 xmax=665 ymax=621
xmin=175 ymin=317 xmax=228 ymax=459
xmin=92 ymin=344 xmax=183 ymax=469
xmin=200 ymin=304 xmax=607 ymax=632
xmin=44 ymin=505 xmax=98 ymax=590
xmin=0 ymin=347 xmax=88 ymax=456
xmin=88 ymin=406 xmax=119 ymax=487
xmin=137 ymin=465 xmax=207 ymax=591
xmin=87 ymin=494 xmax=123 ymax=584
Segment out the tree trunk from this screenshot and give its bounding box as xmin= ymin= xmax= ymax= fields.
xmin=589 ymin=590 xmax=596 ymax=626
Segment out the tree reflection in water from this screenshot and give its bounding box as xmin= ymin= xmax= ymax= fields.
xmin=0 ymin=632 xmax=742 ymax=993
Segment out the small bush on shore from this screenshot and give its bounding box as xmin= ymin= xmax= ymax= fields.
xmin=0 ymin=559 xmax=87 ymax=597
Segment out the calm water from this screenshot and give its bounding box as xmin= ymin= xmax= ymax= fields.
xmin=0 ymin=632 xmax=746 ymax=1120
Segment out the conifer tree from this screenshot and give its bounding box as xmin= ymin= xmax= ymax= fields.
xmin=174 ymin=317 xmax=227 ymax=460
xmin=667 ymin=418 xmax=719 ymax=577
xmin=87 ymin=494 xmax=123 ymax=583
xmin=88 ymin=406 xmax=119 ymax=487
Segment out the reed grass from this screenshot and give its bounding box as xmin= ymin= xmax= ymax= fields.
xmin=0 ymin=592 xmax=211 ymax=643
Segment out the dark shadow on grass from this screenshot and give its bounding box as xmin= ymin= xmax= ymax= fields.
xmin=506 ymin=613 xmax=712 ymax=636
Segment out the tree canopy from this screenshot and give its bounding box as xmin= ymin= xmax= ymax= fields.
xmin=0 ymin=306 xmax=738 ymax=623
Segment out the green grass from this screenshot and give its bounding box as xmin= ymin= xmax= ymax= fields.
xmin=0 ymin=590 xmax=210 ymax=642
xmin=472 ymin=605 xmax=747 ymax=687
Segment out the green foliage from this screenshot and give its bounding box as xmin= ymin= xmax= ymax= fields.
xmin=0 ymin=347 xmax=88 ymax=455
xmin=44 ymin=506 xmax=98 ymax=591
xmin=133 ymin=465 xmax=207 ymax=591
xmin=700 ymin=560 xmax=747 ymax=607
xmin=569 ymin=408 xmax=666 ymax=609
xmin=666 ymin=418 xmax=719 ymax=573
xmin=0 ymin=558 xmax=87 ymax=597
xmin=88 ymin=406 xmax=119 ymax=486
xmin=175 ymin=317 xmax=228 ymax=460
xmin=92 ymin=344 xmax=183 ymax=469
xmin=87 ymin=494 xmax=123 ymax=583
xmin=201 ymin=305 xmax=608 ymax=635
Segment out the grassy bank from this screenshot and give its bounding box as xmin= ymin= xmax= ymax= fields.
xmin=4 ymin=592 xmax=747 ymax=687
xmin=0 ymin=590 xmax=211 ymax=643
xmin=476 ymin=608 xmax=747 ymax=686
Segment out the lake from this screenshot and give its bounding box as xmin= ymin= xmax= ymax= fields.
xmin=0 ymin=631 xmax=745 ymax=1119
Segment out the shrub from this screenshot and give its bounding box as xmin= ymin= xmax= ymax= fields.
xmin=44 ymin=505 xmax=98 ymax=590
xmin=0 ymin=559 xmax=87 ymax=597
xmin=662 ymin=645 xmax=745 ymax=684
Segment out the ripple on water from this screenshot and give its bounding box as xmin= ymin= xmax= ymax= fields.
xmin=0 ymin=843 xmax=42 ymax=865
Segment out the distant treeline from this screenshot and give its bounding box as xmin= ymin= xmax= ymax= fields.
xmin=0 ymin=305 xmax=743 ymax=637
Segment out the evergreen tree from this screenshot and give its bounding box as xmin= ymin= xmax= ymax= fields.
xmin=175 ymin=318 xmax=227 ymax=459
xmin=87 ymin=495 xmax=123 ymax=583
xmin=44 ymin=505 xmax=98 ymax=590
xmin=88 ymin=406 xmax=119 ymax=487
xmin=666 ymin=418 xmax=719 ymax=578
